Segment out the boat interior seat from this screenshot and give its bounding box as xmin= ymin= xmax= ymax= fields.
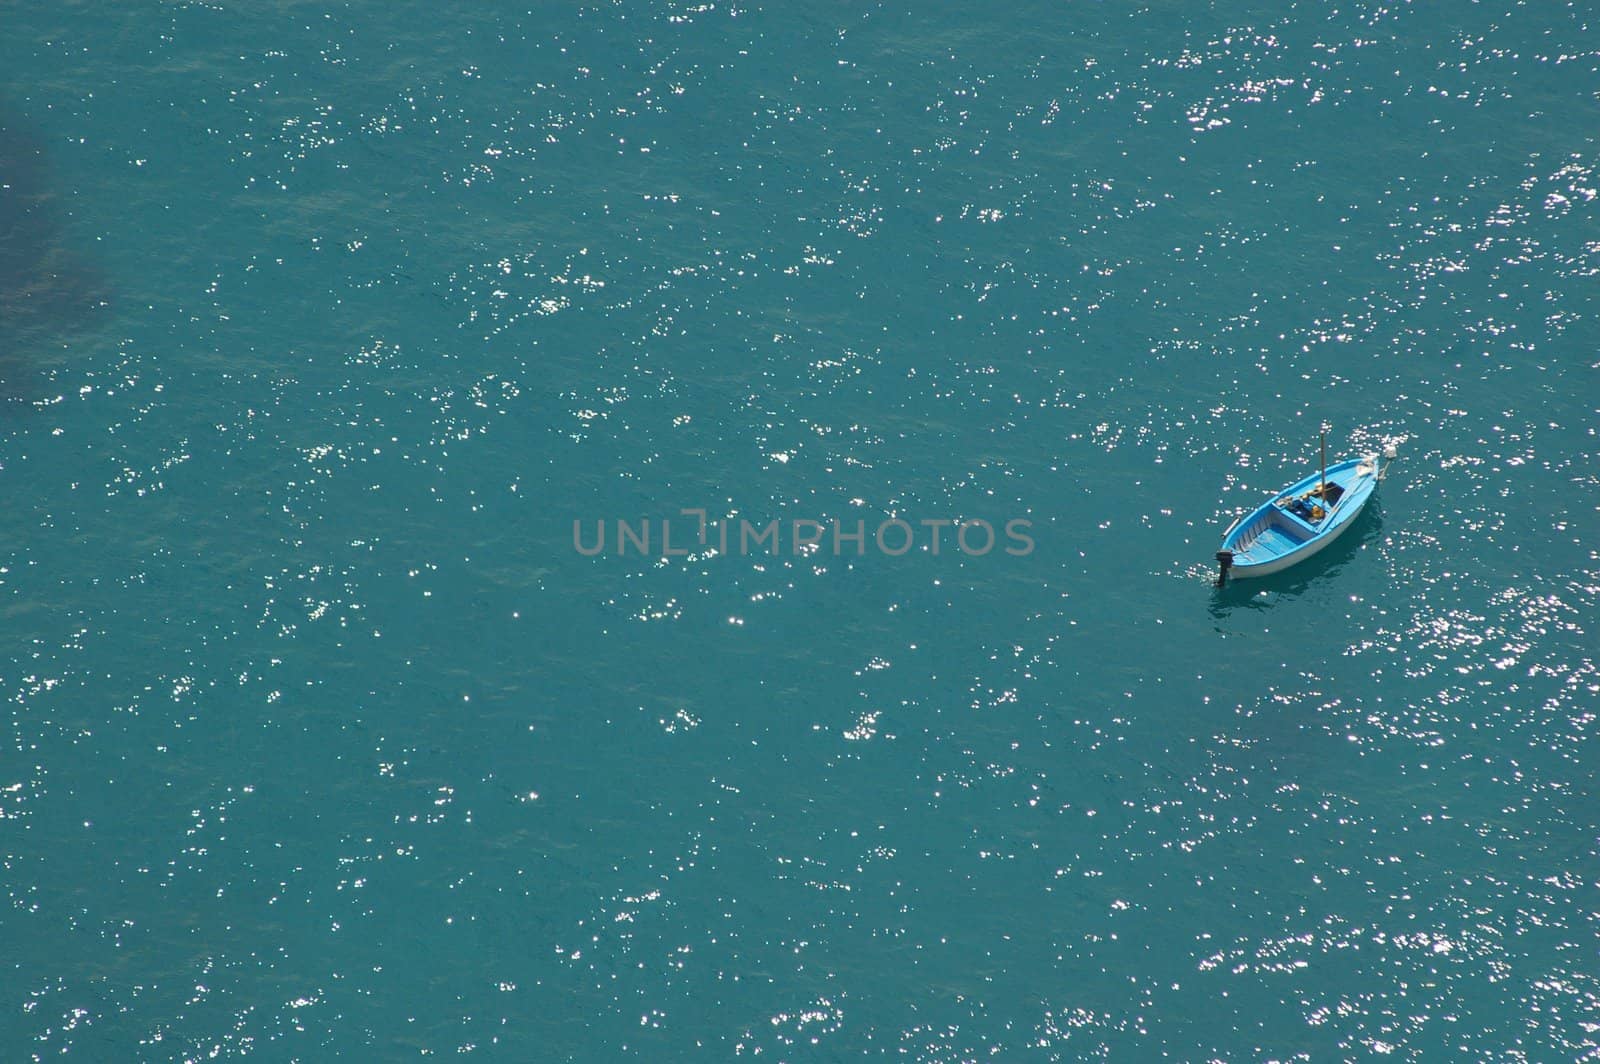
xmin=1274 ymin=501 xmax=1322 ymax=534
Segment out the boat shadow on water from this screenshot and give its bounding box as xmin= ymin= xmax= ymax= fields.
xmin=0 ymin=103 xmax=110 ymax=405
xmin=1207 ymin=501 xmax=1387 ymax=617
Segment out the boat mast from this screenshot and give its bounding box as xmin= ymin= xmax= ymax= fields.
xmin=1319 ymin=426 xmax=1327 ymax=501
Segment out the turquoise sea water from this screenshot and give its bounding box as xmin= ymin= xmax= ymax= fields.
xmin=3 ymin=2 xmax=1597 ymax=1058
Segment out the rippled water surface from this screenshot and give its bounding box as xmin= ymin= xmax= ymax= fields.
xmin=3 ymin=2 xmax=1597 ymax=1058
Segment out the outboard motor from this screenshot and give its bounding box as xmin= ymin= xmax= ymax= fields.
xmin=1215 ymin=549 xmax=1234 ymax=587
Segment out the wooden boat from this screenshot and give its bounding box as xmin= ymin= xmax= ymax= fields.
xmin=1215 ymin=433 xmax=1396 ymax=586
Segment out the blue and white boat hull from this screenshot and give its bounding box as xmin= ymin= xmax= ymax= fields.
xmin=1223 ymin=504 xmax=1361 ymax=576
